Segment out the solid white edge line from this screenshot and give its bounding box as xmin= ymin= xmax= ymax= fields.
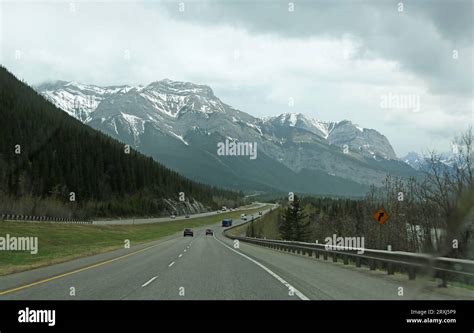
xmin=213 ymin=235 xmax=309 ymax=301
xmin=168 ymin=261 xmax=175 ymax=267
xmin=141 ymin=276 xmax=158 ymax=287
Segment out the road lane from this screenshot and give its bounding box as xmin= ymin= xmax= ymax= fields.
xmin=1 ymin=206 xmax=472 ymax=300
xmin=215 ymin=227 xmax=474 ymax=300
xmin=0 ymin=210 xmax=291 ymax=300
xmin=125 ymin=232 xmax=296 ymax=300
xmin=92 ymin=203 xmax=267 ymax=225
xmin=0 ymin=232 xmax=195 ymax=300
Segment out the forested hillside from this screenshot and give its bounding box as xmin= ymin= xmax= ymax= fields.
xmin=0 ymin=67 xmax=242 ymax=218
xmin=247 ymin=128 xmax=473 ymax=260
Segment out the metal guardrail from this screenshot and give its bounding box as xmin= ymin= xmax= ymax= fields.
xmin=225 ymin=233 xmax=474 ymax=286
xmin=0 ymin=214 xmax=92 ymax=224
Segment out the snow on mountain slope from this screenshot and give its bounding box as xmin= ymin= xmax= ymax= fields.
xmin=37 ymin=81 xmax=132 ymax=122
xmin=263 ymin=113 xmax=335 ymax=139
xmin=36 ymin=79 xmax=416 ymax=193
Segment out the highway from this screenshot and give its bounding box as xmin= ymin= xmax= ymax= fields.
xmin=0 ymin=210 xmax=472 ymax=300
xmin=92 ymin=203 xmax=267 ymax=225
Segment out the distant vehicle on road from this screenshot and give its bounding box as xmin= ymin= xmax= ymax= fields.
xmin=185 ymin=214 xmax=190 ymax=218
xmin=222 ymin=218 xmax=232 ymax=227
xmin=183 ymin=228 xmax=194 ymax=237
xmin=170 ymin=214 xmax=176 ymax=219
xmin=240 ymin=213 xmax=247 ymax=221
xmin=205 ymin=229 xmax=213 ymax=236
xmin=221 ymin=206 xmax=227 ymax=211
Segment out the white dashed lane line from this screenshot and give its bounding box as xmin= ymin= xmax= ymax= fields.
xmin=141 ymin=276 xmax=158 ymax=287
xmin=178 ymin=254 xmax=183 ymax=258
xmin=168 ymin=261 xmax=175 ymax=267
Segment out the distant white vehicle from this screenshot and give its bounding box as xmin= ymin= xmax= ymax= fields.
xmin=170 ymin=214 xmax=176 ymax=219
xmin=222 ymin=206 xmax=227 ymax=211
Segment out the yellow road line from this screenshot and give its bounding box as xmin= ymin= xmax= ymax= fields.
xmin=0 ymin=205 xmax=269 ymax=296
xmin=0 ymin=243 xmax=161 ymax=296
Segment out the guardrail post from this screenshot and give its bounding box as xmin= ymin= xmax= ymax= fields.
xmin=437 ymin=273 xmax=447 ymax=288
xmin=369 ymin=259 xmax=376 ymax=271
xmin=356 ymin=257 xmax=361 ymax=267
xmin=387 ymin=263 xmax=394 ymax=275
xmin=313 ymin=250 xmax=319 ymax=259
xmin=323 ymin=252 xmax=328 ymax=260
xmin=408 ymin=266 xmax=416 ymax=280
xmin=343 ymin=255 xmax=349 ymax=265
xmin=332 ymin=252 xmax=337 ymax=262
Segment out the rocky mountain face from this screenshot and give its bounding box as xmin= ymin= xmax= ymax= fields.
xmin=37 ymin=79 xmax=419 ymax=196
xmin=402 ymin=151 xmax=458 ymax=172
xmin=402 ymin=152 xmax=427 ymax=170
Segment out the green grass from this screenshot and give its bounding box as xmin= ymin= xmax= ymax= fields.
xmin=225 ymin=207 xmax=281 ymax=238
xmin=0 ymin=205 xmax=270 ymax=276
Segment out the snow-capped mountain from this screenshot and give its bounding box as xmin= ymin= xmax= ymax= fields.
xmin=402 ymin=151 xmax=459 ymax=171
xmin=36 ymin=80 xmax=133 ymax=122
xmin=263 ymin=113 xmax=335 ymax=139
xmin=37 ymin=79 xmax=418 ymax=196
xmin=261 ymin=113 xmax=397 ymax=160
xmin=402 ymin=152 xmax=426 ymax=170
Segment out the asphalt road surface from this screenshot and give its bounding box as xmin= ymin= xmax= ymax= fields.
xmin=0 ymin=210 xmax=472 ymax=300
xmin=92 ymin=203 xmax=267 ymax=225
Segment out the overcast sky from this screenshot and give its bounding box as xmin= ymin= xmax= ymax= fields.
xmin=1 ymin=0 xmax=472 ymax=156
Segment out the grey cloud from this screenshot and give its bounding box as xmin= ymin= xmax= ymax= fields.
xmin=162 ymin=0 xmax=473 ymax=96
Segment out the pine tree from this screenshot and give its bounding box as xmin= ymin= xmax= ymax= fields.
xmin=246 ymin=221 xmax=256 ymax=237
xmin=0 ymin=66 xmax=243 ymax=218
xmin=279 ymin=207 xmax=293 ymax=240
xmin=279 ymin=195 xmax=310 ymax=241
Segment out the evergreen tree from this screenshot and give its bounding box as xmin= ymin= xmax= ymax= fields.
xmin=246 ymin=221 xmax=256 ymax=237
xmin=0 ymin=66 xmax=243 ymax=218
xmin=279 ymin=207 xmax=293 ymax=240
xmin=279 ymin=195 xmax=310 ymax=241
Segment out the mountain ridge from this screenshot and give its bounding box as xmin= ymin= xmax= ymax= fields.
xmin=0 ymin=67 xmax=242 ymax=218
xmin=36 ymin=78 xmax=419 ymax=196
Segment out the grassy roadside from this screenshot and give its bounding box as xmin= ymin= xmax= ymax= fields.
xmin=0 ymin=205 xmax=270 ymax=276
xmin=226 ymin=207 xmax=281 ymax=238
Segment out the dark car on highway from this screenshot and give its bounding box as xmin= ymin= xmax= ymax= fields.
xmin=205 ymin=229 xmax=213 ymax=236
xmin=183 ymin=228 xmax=194 ymax=237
